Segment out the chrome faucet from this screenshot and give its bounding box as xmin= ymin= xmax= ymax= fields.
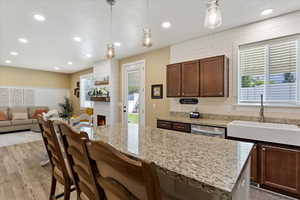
xmin=259 ymin=94 xmax=265 ymax=122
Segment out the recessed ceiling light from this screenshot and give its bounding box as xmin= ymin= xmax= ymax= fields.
xmin=86 ymin=54 xmax=92 ymax=58
xmin=73 ymin=36 xmax=81 ymax=42
xmin=33 ymin=14 xmax=46 ymax=22
xmin=68 ymin=61 xmax=73 ymax=65
xmin=10 ymin=51 xmax=19 ymax=56
xmin=114 ymin=42 xmax=121 ymax=47
xmin=161 ymin=21 xmax=171 ymax=29
xmin=261 ymin=9 xmax=273 ymax=16
xmin=18 ymin=38 xmax=28 ymax=43
xmin=54 ymin=67 xmax=60 ymax=70
xmin=5 ymin=60 xmax=11 ymax=64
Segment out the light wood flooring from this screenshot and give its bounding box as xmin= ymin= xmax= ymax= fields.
xmin=0 ymin=140 xmax=296 ymax=200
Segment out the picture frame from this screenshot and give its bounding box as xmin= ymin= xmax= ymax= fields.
xmin=151 ymin=84 xmax=163 ymax=99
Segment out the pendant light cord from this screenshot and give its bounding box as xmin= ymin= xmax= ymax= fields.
xmin=146 ymin=0 xmax=150 ymax=27
xmin=110 ymin=3 xmax=113 ymax=43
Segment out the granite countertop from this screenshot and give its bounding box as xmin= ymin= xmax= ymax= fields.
xmin=88 ymin=124 xmax=253 ymax=198
xmin=157 ymin=115 xmax=231 ymax=128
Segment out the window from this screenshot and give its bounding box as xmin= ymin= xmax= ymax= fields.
xmin=80 ymin=74 xmax=93 ymax=108
xmin=239 ymin=36 xmax=299 ymax=105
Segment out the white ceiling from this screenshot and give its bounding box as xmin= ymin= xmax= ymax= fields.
xmin=0 ymin=0 xmax=300 ymax=73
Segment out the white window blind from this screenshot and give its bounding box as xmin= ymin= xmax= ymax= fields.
xmin=239 ymin=38 xmax=298 ymax=105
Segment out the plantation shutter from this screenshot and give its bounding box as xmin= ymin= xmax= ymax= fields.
xmin=239 ymin=46 xmax=266 ymax=102
xmin=266 ymin=41 xmax=297 ymax=102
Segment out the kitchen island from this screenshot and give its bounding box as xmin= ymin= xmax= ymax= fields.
xmin=87 ymin=124 xmax=253 ymax=200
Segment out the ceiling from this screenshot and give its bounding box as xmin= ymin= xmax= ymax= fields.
xmin=0 ymin=0 xmax=300 ymax=73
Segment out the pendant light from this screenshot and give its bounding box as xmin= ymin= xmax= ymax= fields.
xmin=106 ymin=0 xmax=115 ymax=59
xmin=143 ymin=0 xmax=152 ymax=47
xmin=204 ymin=0 xmax=222 ymax=29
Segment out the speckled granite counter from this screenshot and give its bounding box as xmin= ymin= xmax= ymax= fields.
xmin=88 ymin=124 xmax=253 ymax=199
xmin=157 ymin=115 xmax=231 ymax=128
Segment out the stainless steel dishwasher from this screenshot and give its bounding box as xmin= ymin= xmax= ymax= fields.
xmin=191 ymin=124 xmax=226 ymax=138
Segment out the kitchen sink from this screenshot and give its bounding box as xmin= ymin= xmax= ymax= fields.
xmin=227 ymin=121 xmax=300 ymax=146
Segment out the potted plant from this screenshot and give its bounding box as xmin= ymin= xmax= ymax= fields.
xmin=58 ymin=97 xmax=73 ymax=119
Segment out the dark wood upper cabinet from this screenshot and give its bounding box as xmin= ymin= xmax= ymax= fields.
xmin=251 ymin=144 xmax=259 ymax=183
xmin=167 ymin=64 xmax=182 ymax=97
xmin=260 ymin=145 xmax=300 ymax=195
xmin=200 ymin=55 xmax=228 ymax=97
xmin=181 ymin=60 xmax=200 ymax=97
xmin=166 ymin=55 xmax=228 ymax=98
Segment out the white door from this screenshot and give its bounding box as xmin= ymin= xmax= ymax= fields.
xmin=122 ymin=61 xmax=145 ymax=131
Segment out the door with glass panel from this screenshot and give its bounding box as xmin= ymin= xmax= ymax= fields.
xmin=123 ymin=61 xmax=145 ymax=133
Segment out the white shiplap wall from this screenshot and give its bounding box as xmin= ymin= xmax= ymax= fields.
xmin=169 ymin=11 xmax=300 ymax=117
xmin=0 ymin=86 xmax=69 ymax=109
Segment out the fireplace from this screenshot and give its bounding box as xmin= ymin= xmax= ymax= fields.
xmin=97 ymin=115 xmax=106 ymax=126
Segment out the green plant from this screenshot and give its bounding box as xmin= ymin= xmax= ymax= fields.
xmin=242 ymin=75 xmax=265 ymax=87
xmin=283 ymin=72 xmax=295 ymax=83
xmin=58 ymin=97 xmax=73 ymax=119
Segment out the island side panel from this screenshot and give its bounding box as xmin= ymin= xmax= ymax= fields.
xmin=232 ymin=159 xmax=250 ymax=200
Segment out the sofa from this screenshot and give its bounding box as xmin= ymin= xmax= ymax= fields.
xmin=0 ymin=106 xmax=49 ymax=133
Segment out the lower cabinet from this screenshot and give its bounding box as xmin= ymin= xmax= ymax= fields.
xmin=228 ymin=137 xmax=300 ymax=198
xmin=157 ymin=120 xmax=191 ymax=133
xmin=260 ymin=145 xmax=300 ymax=195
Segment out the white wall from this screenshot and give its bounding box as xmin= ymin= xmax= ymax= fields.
xmin=0 ymin=86 xmax=69 ymax=109
xmin=93 ymin=59 xmax=119 ymax=125
xmin=169 ymin=11 xmax=300 ymax=119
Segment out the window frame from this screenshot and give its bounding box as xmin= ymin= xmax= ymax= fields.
xmin=238 ymin=35 xmax=300 ymax=106
xmin=80 ymin=73 xmax=94 ymax=109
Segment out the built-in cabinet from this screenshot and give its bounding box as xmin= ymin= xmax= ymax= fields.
xmin=200 ymin=56 xmax=227 ymax=97
xmin=260 ymin=145 xmax=300 ymax=195
xmin=166 ymin=55 xmax=228 ymax=97
xmin=157 ymin=120 xmax=191 ymax=133
xmin=240 ymin=140 xmax=300 ymax=198
xmin=181 ymin=60 xmax=200 ymax=97
xmin=166 ymin=64 xmax=182 ymax=97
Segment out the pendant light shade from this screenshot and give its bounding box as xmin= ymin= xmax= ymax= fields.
xmin=106 ymin=43 xmax=115 ymax=59
xmin=204 ymin=0 xmax=222 ymax=29
xmin=106 ymin=0 xmax=116 ymax=59
xmin=143 ymin=0 xmax=152 ymax=48
xmin=143 ymin=28 xmax=152 ymax=48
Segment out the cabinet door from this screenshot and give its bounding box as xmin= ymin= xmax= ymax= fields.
xmin=261 ymin=145 xmax=300 ymax=194
xmin=181 ymin=61 xmax=200 ymax=97
xmin=200 ymin=56 xmax=226 ymax=97
xmin=167 ymin=64 xmax=181 ymax=97
xmin=250 ymin=144 xmax=258 ymax=183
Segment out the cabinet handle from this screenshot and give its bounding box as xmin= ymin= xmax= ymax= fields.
xmin=182 ymin=92 xmax=185 ymax=95
xmin=262 ymin=147 xmax=266 ymax=151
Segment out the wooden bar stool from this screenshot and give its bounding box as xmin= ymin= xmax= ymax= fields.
xmin=86 ymin=140 xmax=162 ymax=200
xmin=38 ymin=117 xmax=74 ymax=200
xmin=58 ymin=123 xmax=105 ymax=200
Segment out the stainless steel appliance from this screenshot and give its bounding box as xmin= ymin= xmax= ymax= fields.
xmin=191 ymin=124 xmax=226 ymax=138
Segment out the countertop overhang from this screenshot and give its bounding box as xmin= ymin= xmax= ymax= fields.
xmin=89 ymin=124 xmax=253 ymax=196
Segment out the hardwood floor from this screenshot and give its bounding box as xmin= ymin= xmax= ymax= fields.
xmin=0 ymin=141 xmax=75 ymax=200
xmin=0 ymin=140 xmax=296 ymax=200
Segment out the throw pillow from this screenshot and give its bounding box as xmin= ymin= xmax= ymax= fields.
xmin=32 ymin=109 xmax=48 ymax=119
xmin=0 ymin=112 xmax=7 ymax=121
xmin=12 ymin=113 xmax=28 ymax=120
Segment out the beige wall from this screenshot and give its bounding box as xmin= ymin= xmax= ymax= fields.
xmin=0 ymin=66 xmax=70 ymax=88
xmin=69 ymin=68 xmax=93 ymax=115
xmin=119 ymin=47 xmax=170 ymax=127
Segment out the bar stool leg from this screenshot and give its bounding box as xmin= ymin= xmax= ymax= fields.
xmin=49 ymin=176 xmax=57 ymax=200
